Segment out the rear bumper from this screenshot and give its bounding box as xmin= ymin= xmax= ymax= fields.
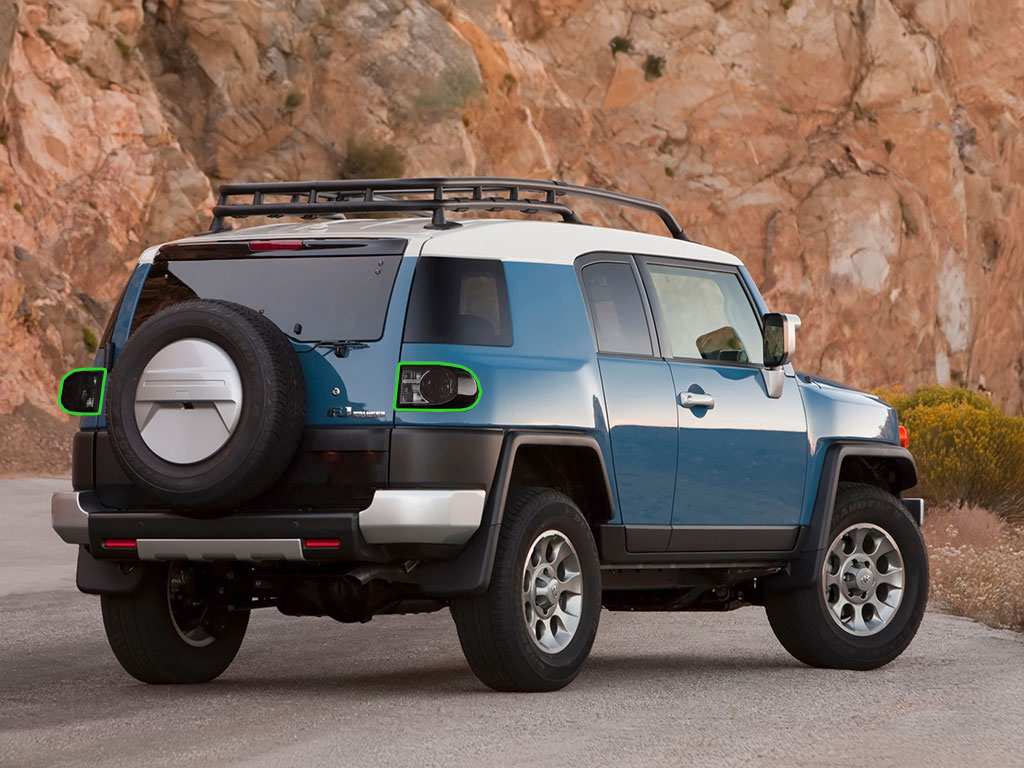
xmin=51 ymin=489 xmax=485 ymax=562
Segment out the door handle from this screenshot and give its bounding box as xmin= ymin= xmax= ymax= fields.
xmin=679 ymin=391 xmax=715 ymax=409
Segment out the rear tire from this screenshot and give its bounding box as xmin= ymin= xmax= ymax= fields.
xmin=451 ymin=487 xmax=601 ymax=692
xmin=765 ymin=482 xmax=928 ymax=670
xmin=101 ymin=562 xmax=249 ymax=684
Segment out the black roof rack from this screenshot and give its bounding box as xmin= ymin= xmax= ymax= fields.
xmin=208 ymin=177 xmax=690 ymax=241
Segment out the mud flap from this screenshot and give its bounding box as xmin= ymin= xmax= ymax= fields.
xmin=76 ymin=546 xmax=146 ymax=595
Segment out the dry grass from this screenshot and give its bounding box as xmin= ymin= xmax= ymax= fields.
xmin=924 ymin=505 xmax=1024 ymax=632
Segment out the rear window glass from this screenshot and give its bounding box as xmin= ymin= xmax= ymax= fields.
xmin=133 ymin=256 xmax=401 ymax=341
xmin=403 ymin=257 xmax=512 ymax=346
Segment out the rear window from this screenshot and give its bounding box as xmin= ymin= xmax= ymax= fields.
xmin=403 ymin=257 xmax=512 ymax=346
xmin=133 ymin=256 xmax=401 ymax=341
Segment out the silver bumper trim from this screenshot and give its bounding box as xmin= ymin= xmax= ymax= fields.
xmin=51 ymin=491 xmax=90 ymax=545
xmin=358 ymin=489 xmax=486 ymax=545
xmin=136 ymin=539 xmax=305 ymax=562
xmin=52 ymin=487 xmax=486 ymax=555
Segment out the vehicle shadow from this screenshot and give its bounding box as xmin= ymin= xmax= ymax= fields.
xmin=213 ymin=651 xmax=808 ymax=698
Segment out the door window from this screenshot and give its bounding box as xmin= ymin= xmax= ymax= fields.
xmin=580 ymin=262 xmax=653 ymax=356
xmin=646 ymin=264 xmax=763 ymax=365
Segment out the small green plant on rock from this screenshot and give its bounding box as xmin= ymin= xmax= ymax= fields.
xmin=609 ymin=36 xmax=633 ymax=55
xmin=337 ymin=137 xmax=405 ymax=180
xmin=114 ymin=37 xmax=132 ymax=62
xmin=82 ymin=327 xmax=98 ymax=354
xmin=644 ymin=55 xmax=665 ymax=80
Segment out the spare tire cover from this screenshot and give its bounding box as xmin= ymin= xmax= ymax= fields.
xmin=106 ymin=298 xmax=305 ymax=512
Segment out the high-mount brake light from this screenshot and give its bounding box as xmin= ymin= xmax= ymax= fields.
xmin=899 ymin=425 xmax=910 ymax=449
xmin=248 ymin=240 xmax=303 ymax=251
xmin=395 ymin=363 xmax=481 ymax=411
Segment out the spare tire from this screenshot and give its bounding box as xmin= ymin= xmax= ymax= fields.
xmin=107 ymin=299 xmax=305 ymax=513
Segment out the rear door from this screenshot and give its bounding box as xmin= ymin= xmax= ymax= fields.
xmin=576 ymin=254 xmax=677 ymax=543
xmin=636 ymin=257 xmax=808 ymax=552
xmin=137 ymin=238 xmax=413 ymax=429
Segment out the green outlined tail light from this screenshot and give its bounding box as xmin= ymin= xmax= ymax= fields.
xmin=395 ymin=363 xmax=480 ymax=412
xmin=59 ymin=368 xmax=107 ymax=416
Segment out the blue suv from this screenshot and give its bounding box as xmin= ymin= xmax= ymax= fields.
xmin=53 ymin=178 xmax=928 ymax=691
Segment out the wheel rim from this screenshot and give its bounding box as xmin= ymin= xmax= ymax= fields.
xmin=167 ymin=563 xmax=216 ymax=647
xmin=822 ymin=523 xmax=905 ymax=637
xmin=522 ymin=529 xmax=584 ymax=654
xmin=134 ymin=338 xmax=243 ymax=464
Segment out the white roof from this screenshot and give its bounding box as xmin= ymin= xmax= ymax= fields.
xmin=139 ymin=217 xmax=742 ymax=267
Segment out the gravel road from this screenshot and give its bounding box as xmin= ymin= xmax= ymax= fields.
xmin=2 ymin=477 xmax=1023 ymax=768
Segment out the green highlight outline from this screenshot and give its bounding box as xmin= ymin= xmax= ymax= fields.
xmin=394 ymin=362 xmax=481 ymax=412
xmin=58 ymin=367 xmax=107 ymax=416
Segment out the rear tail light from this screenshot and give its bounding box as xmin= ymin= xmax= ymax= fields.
xmin=899 ymin=425 xmax=910 ymax=449
xmin=58 ymin=368 xmax=107 ymax=416
xmin=304 ymin=539 xmax=341 ymax=549
xmin=395 ymin=363 xmax=480 ymax=411
xmin=103 ymin=539 xmax=137 ymax=549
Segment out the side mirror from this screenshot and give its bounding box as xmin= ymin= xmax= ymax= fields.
xmin=763 ymin=313 xmax=801 ymax=369
xmin=59 ymin=368 xmax=107 ymax=416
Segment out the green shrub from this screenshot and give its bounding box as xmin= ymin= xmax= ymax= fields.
xmin=284 ymin=91 xmax=304 ymax=109
xmin=414 ymin=65 xmax=481 ymax=111
xmin=337 ymin=138 xmax=405 ymax=180
xmin=609 ymin=36 xmax=633 ymax=55
xmin=644 ymin=55 xmax=665 ymax=80
xmin=877 ymin=385 xmax=1024 ymax=519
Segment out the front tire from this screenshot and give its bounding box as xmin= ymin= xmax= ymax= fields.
xmin=451 ymin=487 xmax=602 ymax=692
xmin=101 ymin=562 xmax=249 ymax=684
xmin=765 ymin=482 xmax=928 ymax=670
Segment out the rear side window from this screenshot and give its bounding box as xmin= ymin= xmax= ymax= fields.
xmin=580 ymin=262 xmax=653 ymax=356
xmin=403 ymin=257 xmax=512 ymax=346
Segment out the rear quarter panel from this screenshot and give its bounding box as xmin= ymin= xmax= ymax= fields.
xmin=396 ymin=260 xmax=618 ymax=513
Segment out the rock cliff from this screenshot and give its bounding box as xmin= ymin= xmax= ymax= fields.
xmin=1 ymin=0 xmax=1022 ymax=471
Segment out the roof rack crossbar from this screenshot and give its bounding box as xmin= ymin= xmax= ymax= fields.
xmin=207 ymin=177 xmax=689 ymax=240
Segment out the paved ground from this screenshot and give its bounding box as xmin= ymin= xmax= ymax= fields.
xmin=2 ymin=478 xmax=1023 ymax=768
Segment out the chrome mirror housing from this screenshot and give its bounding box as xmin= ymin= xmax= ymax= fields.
xmin=763 ymin=313 xmax=801 ymax=369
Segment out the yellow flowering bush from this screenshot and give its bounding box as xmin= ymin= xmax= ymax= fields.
xmin=874 ymin=386 xmax=1024 ymax=521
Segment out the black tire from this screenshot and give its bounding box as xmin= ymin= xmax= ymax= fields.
xmin=451 ymin=487 xmax=602 ymax=692
xmin=107 ymin=299 xmax=305 ymax=512
xmin=765 ymin=482 xmax=929 ymax=670
xmin=101 ymin=562 xmax=249 ymax=684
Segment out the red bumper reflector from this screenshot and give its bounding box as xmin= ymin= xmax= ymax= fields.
xmin=249 ymin=239 xmax=302 ymax=251
xmin=899 ymin=425 xmax=909 ymax=449
xmin=304 ymin=538 xmax=341 ymax=549
xmin=104 ymin=539 xmax=137 ymax=549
